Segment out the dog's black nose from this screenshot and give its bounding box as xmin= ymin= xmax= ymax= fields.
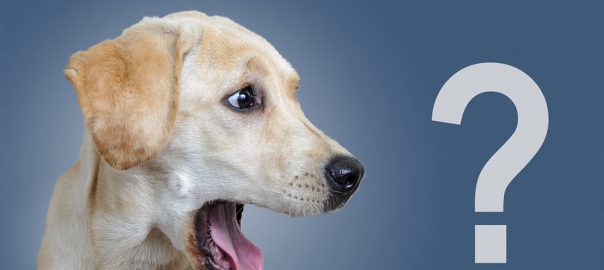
xmin=325 ymin=156 xmax=364 ymax=200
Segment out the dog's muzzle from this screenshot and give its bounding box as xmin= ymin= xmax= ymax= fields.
xmin=323 ymin=155 xmax=365 ymax=211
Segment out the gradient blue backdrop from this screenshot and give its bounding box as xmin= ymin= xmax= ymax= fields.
xmin=1 ymin=0 xmax=603 ymax=269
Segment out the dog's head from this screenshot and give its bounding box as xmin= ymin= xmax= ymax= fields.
xmin=65 ymin=11 xmax=364 ymax=270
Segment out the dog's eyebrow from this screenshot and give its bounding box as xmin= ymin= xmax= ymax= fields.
xmin=246 ymin=56 xmax=300 ymax=94
xmin=286 ymin=73 xmax=301 ymax=95
xmin=288 ymin=78 xmax=300 ymax=94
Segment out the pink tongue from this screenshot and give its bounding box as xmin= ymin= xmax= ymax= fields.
xmin=209 ymin=204 xmax=263 ymax=270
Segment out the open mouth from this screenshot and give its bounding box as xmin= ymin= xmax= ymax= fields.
xmin=191 ymin=201 xmax=263 ymax=270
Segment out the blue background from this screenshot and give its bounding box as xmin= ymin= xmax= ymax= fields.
xmin=1 ymin=0 xmax=603 ymax=269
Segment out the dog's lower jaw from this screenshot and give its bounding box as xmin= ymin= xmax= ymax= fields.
xmin=187 ymin=201 xmax=263 ymax=270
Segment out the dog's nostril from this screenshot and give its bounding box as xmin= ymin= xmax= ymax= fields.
xmin=328 ymin=168 xmax=356 ymax=190
xmin=325 ymin=156 xmax=364 ymax=195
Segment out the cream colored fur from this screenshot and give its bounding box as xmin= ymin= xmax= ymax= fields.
xmin=38 ymin=11 xmax=353 ymax=270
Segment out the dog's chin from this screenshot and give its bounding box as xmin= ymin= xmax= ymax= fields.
xmin=187 ymin=201 xmax=263 ymax=270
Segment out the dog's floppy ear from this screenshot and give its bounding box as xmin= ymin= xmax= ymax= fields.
xmin=64 ymin=18 xmax=197 ymax=170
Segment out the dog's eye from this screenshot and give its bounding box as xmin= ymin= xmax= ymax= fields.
xmin=227 ymin=86 xmax=261 ymax=111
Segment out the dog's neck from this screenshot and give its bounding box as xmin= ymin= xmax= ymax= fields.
xmin=77 ymin=132 xmax=190 ymax=269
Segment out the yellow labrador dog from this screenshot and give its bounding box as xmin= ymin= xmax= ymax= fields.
xmin=38 ymin=11 xmax=364 ymax=270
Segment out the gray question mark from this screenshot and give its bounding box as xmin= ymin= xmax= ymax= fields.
xmin=432 ymin=62 xmax=549 ymax=263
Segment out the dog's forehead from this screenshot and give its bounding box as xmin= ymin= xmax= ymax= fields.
xmin=179 ymin=13 xmax=298 ymax=79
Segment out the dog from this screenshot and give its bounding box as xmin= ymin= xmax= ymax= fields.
xmin=38 ymin=11 xmax=364 ymax=270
